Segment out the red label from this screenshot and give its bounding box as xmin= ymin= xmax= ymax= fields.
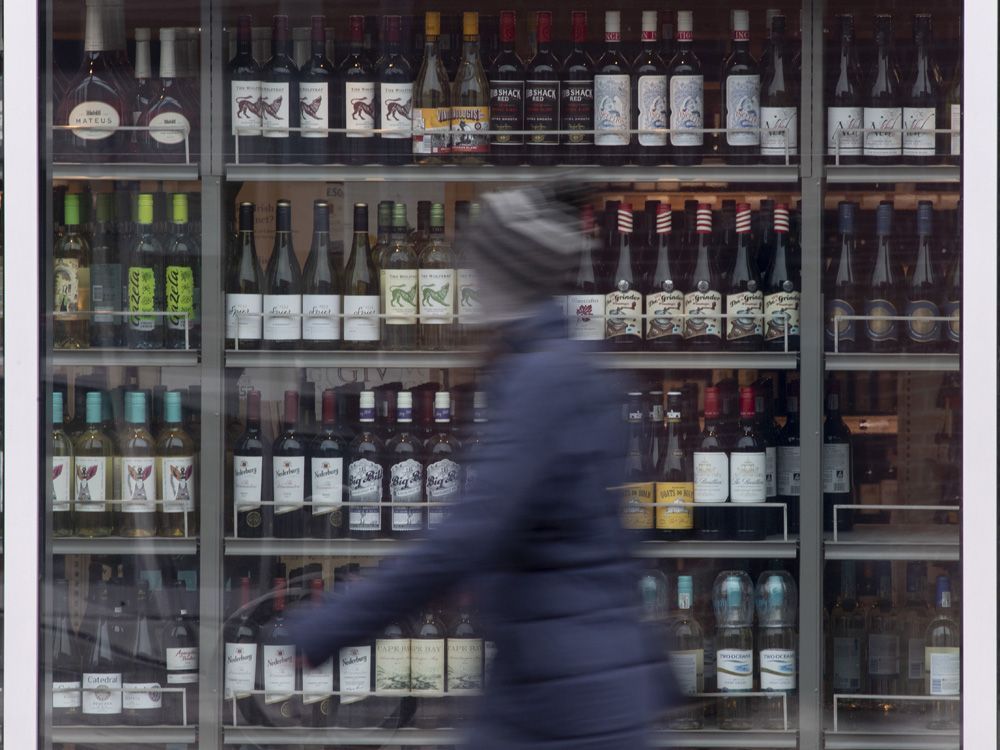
xmin=605 ymin=31 xmax=622 ymax=42
xmin=676 ymin=31 xmax=693 ymax=41
xmin=733 ymin=30 xmax=750 ymax=41
xmin=641 ymin=31 xmax=657 ymax=42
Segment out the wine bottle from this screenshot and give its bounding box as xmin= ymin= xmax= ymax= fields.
xmin=644 ymin=204 xmax=684 ymax=350
xmin=271 ymin=390 xmax=306 ymax=539
xmin=224 ymin=577 xmax=259 ymax=726
xmin=524 ymin=12 xmax=560 ymax=166
xmin=865 ymin=202 xmax=901 ymax=353
xmin=756 ymin=571 xmax=798 ymax=729
xmin=823 ymin=387 xmax=853 ymax=533
xmin=120 ymin=391 xmax=157 ymax=537
xmin=831 ymin=562 xmax=866 ymax=696
xmin=122 ymin=582 xmax=163 ymax=725
xmin=377 ymin=16 xmax=414 ymax=165
xmin=261 ymin=15 xmax=300 ymax=164
xmin=371 ymin=200 xmax=394 ymax=268
xmin=685 ymin=204 xmax=723 ymax=350
xmin=52 ymin=392 xmax=74 ymax=537
xmin=74 ymin=391 xmax=116 ymax=537
xmin=594 ymin=11 xmax=632 ymax=165
xmin=667 ymin=11 xmax=704 ymax=166
xmin=52 ymin=580 xmax=82 ymax=725
xmin=666 ymin=575 xmax=705 ymax=728
xmin=302 ymin=200 xmax=342 ymax=350
xmin=760 ymin=14 xmax=798 ymax=164
xmin=864 ymin=15 xmax=902 ymax=163
xmin=655 ymin=391 xmax=693 ymax=539
xmin=132 ymin=28 xmax=159 ymax=143
xmin=140 ymin=28 xmax=196 ymax=162
xmin=604 ymin=204 xmax=642 ymax=350
xmin=127 ymin=193 xmax=165 ymax=349
xmin=297 ymin=16 xmax=334 ymax=164
xmin=943 ymin=24 xmax=961 ymax=165
xmin=90 ymin=192 xmax=124 ymax=347
xmin=348 ymin=391 xmax=386 ymax=539
xmin=451 ymin=12 xmax=491 ymax=163
xmin=561 ymin=11 xmax=595 ymax=165
xmin=309 ymin=389 xmax=346 ymax=539
xmin=763 ymin=204 xmax=801 ymax=352
xmin=621 ymin=393 xmax=654 ymax=533
xmin=487 ymin=10 xmax=525 ymax=166
xmin=257 ymin=578 xmax=299 ymax=726
xmin=418 ymin=203 xmax=456 ymax=350
xmin=385 ymin=391 xmax=424 ymax=539
xmin=725 ymin=203 xmax=764 ymax=350
xmin=156 ymin=390 xmax=197 ymax=538
xmin=413 ymin=12 xmax=452 ymax=164
xmin=827 ymin=15 xmax=863 ymax=164
xmin=263 ymin=199 xmax=302 ymax=350
xmin=54 ymin=192 xmax=91 ymax=350
xmin=225 ymin=202 xmax=263 ymax=349
xmin=721 ymin=9 xmax=761 ymax=164
xmin=714 ymin=572 xmax=754 ymax=730
xmin=447 ymin=601 xmax=484 ymax=724
xmin=925 ymin=575 xmax=960 ymax=729
xmin=776 ymin=383 xmax=800 ymax=535
xmin=228 ymin=15 xmax=263 ymax=162
xmin=755 ymin=199 xmax=775 ymax=278
xmin=730 ymin=387 xmax=766 ymax=541
xmin=381 ymin=202 xmax=418 ymax=350
xmin=718 ymin=200 xmax=738 ymax=281
xmin=411 ymin=607 xmax=447 ymax=729
xmin=902 ymin=15 xmax=941 ymax=164
xmin=905 ymin=201 xmax=942 ymax=351
xmin=82 ymin=601 xmax=126 ymax=725
xmin=302 ymin=578 xmax=336 ymax=726
xmin=163 ymin=193 xmax=198 ymax=349
xmin=425 ymin=392 xmax=462 ymax=531
xmin=566 ymin=205 xmax=604 ymax=344
xmin=234 ymin=390 xmax=269 ymax=538
xmin=694 ymin=386 xmax=728 ymax=540
xmin=337 ymin=15 xmax=376 ymax=165
xmin=633 ymin=11 xmax=668 ymax=166
xmin=342 ymin=203 xmax=380 ymax=350
xmin=826 ymin=202 xmax=861 ymax=352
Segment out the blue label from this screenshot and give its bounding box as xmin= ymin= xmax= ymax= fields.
xmin=864 ymin=299 xmax=898 ymax=342
xmin=434 ymin=408 xmax=450 ymax=422
xmin=397 ymin=407 xmax=413 ymax=422
xmin=359 ymin=407 xmax=375 ymax=421
xmin=904 ymin=299 xmax=941 ymax=343
xmin=826 ymin=298 xmax=856 ymax=346
xmin=942 ymin=300 xmax=960 ymax=343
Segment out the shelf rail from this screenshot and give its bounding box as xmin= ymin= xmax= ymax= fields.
xmin=614 ymin=498 xmax=791 ymax=542
xmin=53 ymin=684 xmax=193 ymax=726
xmin=828 ymin=126 xmax=960 ymax=166
xmin=54 ymin=123 xmax=194 ymax=165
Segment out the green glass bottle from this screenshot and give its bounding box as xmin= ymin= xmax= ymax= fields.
xmin=157 ymin=390 xmax=198 ymax=537
xmin=74 ymin=391 xmax=116 ymax=537
xmin=120 ymin=391 xmax=158 ymax=537
xmin=380 ymin=203 xmax=418 ymax=350
xmin=52 ymin=391 xmax=76 ymax=537
xmin=127 ymin=193 xmax=165 ymax=349
xmin=418 ymin=203 xmax=457 ymax=350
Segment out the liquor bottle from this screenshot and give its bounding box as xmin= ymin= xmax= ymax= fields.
xmin=776 ymin=383 xmax=800 ymax=535
xmin=309 ymin=389 xmax=346 ymax=539
xmin=163 ymin=194 xmax=198 ymax=349
xmin=127 ymin=193 xmax=165 ymax=349
xmin=120 ymin=390 xmax=157 ymax=536
xmin=257 ymin=578 xmax=299 ymax=726
xmin=826 ymin=202 xmax=861 ymax=352
xmin=140 ymin=28 xmax=195 ymax=162
xmin=667 ymin=11 xmax=704 ymax=166
xmin=52 ymin=392 xmax=74 ymax=537
xmin=694 ymin=386 xmax=727 ymax=540
xmin=411 ymin=607 xmax=447 ymax=729
xmin=451 ymin=13 xmax=491 ymax=163
xmin=336 ymin=15 xmax=376 ymax=165
xmin=904 ymin=201 xmax=942 ymax=351
xmin=301 ymin=200 xmax=341 ymax=350
xmin=297 ymin=16 xmax=334 ymax=164
xmin=594 ymin=11 xmax=631 ymax=165
xmin=413 ymin=12 xmax=452 ymax=164
xmin=726 ymin=203 xmax=764 ymax=350
xmin=567 ymin=205 xmax=605 ymax=344
xmin=902 ymin=15 xmax=941 ymax=164
xmin=646 ymin=205 xmax=684 ymax=349
xmin=377 ymin=16 xmax=415 ymax=165
xmin=561 ymin=12 xmax=595 ymax=165
xmin=756 ymin=571 xmax=798 ymax=729
xmin=54 ymin=192 xmax=91 ymax=350
xmin=865 ymin=202 xmax=901 ymax=353
xmin=828 ymin=15 xmax=863 ymax=164
xmin=754 ymin=383 xmax=780 ymax=535
xmin=381 ymin=202 xmax=418 ymax=350
xmin=228 ymin=15 xmax=263 ymax=162
xmin=604 ymin=204 xmax=642 ymax=350
xmin=261 ymin=15 xmax=300 ymax=163
xmin=524 ymin=12 xmax=560 ymax=166
xmin=82 ymin=601 xmax=125 ymax=724
xmin=74 ymin=391 xmax=115 ymax=537
xmin=685 ymin=204 xmax=724 ymax=350
xmin=899 ymin=563 xmax=930 ymax=700
xmin=342 ymin=203 xmax=380 ymax=350
xmin=234 ymin=390 xmax=269 ymax=538
xmin=57 ymin=0 xmax=128 ymax=161
xmin=760 ymin=15 xmax=798 ymax=164
xmin=486 ymin=10 xmax=524 ymax=166
xmin=654 ymin=391 xmax=693 ymax=539
xmin=156 ymin=390 xmax=196 ymax=537
xmin=665 ymin=574 xmax=704 ymax=729
xmin=271 ymin=390 xmax=306 ymax=539
xmin=447 ymin=600 xmax=484 ymax=724
xmin=763 ymin=204 xmax=801 ymax=352
xmin=425 ymin=392 xmax=462 ymax=531
xmin=713 ymin=571 xmax=754 ymax=730
xmin=262 ymin=199 xmax=302 ymax=349
xmin=868 ymin=563 xmax=900 ymax=705
xmin=225 ymin=202 xmax=263 ymax=349
xmin=924 ymin=575 xmax=960 ymax=729
xmin=418 ymin=203 xmax=457 ymax=350
xmin=721 ymin=10 xmax=761 ymax=164
xmin=383 ymin=391 xmax=423 ymax=539
xmin=224 ymin=577 xmax=259 ymax=726
xmin=348 ymin=391 xmax=386 ymax=539
xmin=52 ymin=580 xmax=82 ymax=725
xmin=822 ymin=388 xmax=852 ymax=534
xmin=864 ymin=15 xmax=902 ymax=163
xmin=731 ymin=386 xmax=766 ymax=541
xmin=632 ymin=11 xmax=668 ymax=166
xmin=301 ymin=578 xmax=335 ymax=726
xmin=122 ymin=582 xmax=163 ymax=725
xmin=90 ymin=192 xmax=123 ymax=347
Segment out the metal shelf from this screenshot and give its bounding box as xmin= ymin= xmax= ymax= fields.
xmin=53 ymin=163 xmax=200 ymax=181
xmin=223 ymin=727 xmax=460 ymax=745
xmin=634 ymin=536 xmax=798 ymax=559
xmin=52 ymin=536 xmax=199 ymax=555
xmin=824 ymin=524 xmax=959 ymax=561
xmin=226 ymin=537 xmax=409 ymax=557
xmin=650 ymin=729 xmax=798 ymax=748
xmin=53 ymin=348 xmax=201 ymax=367
xmin=49 ymin=726 xmax=197 ymax=744
xmin=825 ymin=165 xmax=960 ymax=184
xmin=825 ymin=353 xmax=959 ymax=372
xmin=593 ymin=351 xmax=797 ymax=370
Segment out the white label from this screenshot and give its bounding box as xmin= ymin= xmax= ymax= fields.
xmin=419 ymin=268 xmax=455 ymax=323
xmin=302 ymin=659 xmax=334 ymax=704
xmin=311 ymin=456 xmax=343 ymax=514
xmin=345 ymin=81 xmax=376 ymax=137
xmin=122 ymin=457 xmax=156 ymax=513
xmin=166 ymin=647 xmax=199 ymax=682
xmin=263 ymin=644 xmax=296 ymax=702
xmin=390 ymin=458 xmax=423 ymax=531
xmin=928 ymin=649 xmax=960 ymax=695
xmin=82 ymin=672 xmax=122 ymax=714
xmin=149 ymin=111 xmax=190 ymax=146
xmin=594 ymin=74 xmax=631 ymax=146
xmin=161 ymin=456 xmax=195 ymax=514
xmin=123 ymin=681 xmax=162 ymax=709
xmin=75 ymin=457 xmax=107 ymax=511
xmin=261 ymin=81 xmax=291 ymax=138
xmin=646 ymin=290 xmax=685 ymax=339
xmin=410 ymin=639 xmax=445 ymax=693
xmin=694 ymin=452 xmax=729 ymax=503
xmin=760 ymin=648 xmax=796 ymax=690
xmin=232 ymin=80 xmax=263 ymax=135
xmin=868 ymin=633 xmax=900 ymax=676
xmin=53 ymin=681 xmax=82 ymax=709
xmin=761 ymin=106 xmax=798 ymax=156
xmin=950 ymin=103 xmax=960 ymax=156
xmin=716 ymin=648 xmax=753 ymax=690
xmin=299 ymin=81 xmax=329 ymax=137
xmin=764 ymin=291 xmax=801 ymax=343
xmin=224 ymin=642 xmax=257 ymax=698
xmin=777 ymin=446 xmax=801 ymax=496
xmin=669 ymin=75 xmax=704 ymax=146
xmin=273 ymin=455 xmax=305 ymax=513
xmin=263 ymin=294 xmax=302 ymax=341
xmin=684 ymin=290 xmax=723 ymax=339
xmin=726 ymin=290 xmax=763 ymax=340
xmin=637 ymin=74 xmax=668 ymax=146
xmin=457 ymin=268 xmax=481 ymax=324
xmin=730 ymin=451 xmax=766 ymax=503
xmin=568 ymin=294 xmax=606 ymax=341
xmin=902 ymin=106 xmax=936 ymax=156
xmin=765 ymin=446 xmax=777 ymax=498
xmin=349 ymin=457 xmax=383 ymax=531
xmin=725 ymin=74 xmax=761 ymax=145
xmin=343 ymin=295 xmax=380 ymax=341
xmin=823 ymin=443 xmax=851 ymax=494
xmin=827 ymin=106 xmax=863 ymax=156
xmin=426 ymin=458 xmax=460 ymax=529
xmin=68 ymin=102 xmax=121 ymax=140
xmin=383 ymin=268 xmax=418 ymax=324
xmin=908 ymin=637 xmax=926 ymax=680
xmin=447 ymin=638 xmax=484 ymax=694
xmin=605 ymin=290 xmax=642 ymax=339
xmin=234 ymin=455 xmax=263 ymax=510
xmin=302 ymin=294 xmax=341 ymax=341
xmin=339 ymin=645 xmax=372 ymax=704
xmin=375 ymin=638 xmax=411 ymax=693
xmin=668 ymin=649 xmax=704 ymax=695
xmin=833 ymin=637 xmax=862 ymax=690
xmin=863 ymin=106 xmax=902 ymax=156
xmin=52 ymin=456 xmax=72 ymax=512
xmin=380 ymin=82 xmax=413 ymax=138
xmin=226 ymin=293 xmax=263 ymax=341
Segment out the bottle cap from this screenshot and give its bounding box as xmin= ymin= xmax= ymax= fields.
xmin=246 ymin=389 xmax=261 ymax=421
xmin=434 ymin=391 xmax=451 ymax=422
xmin=739 ymin=386 xmax=755 ymax=418
xmin=770 ymin=14 xmax=786 ymax=34
xmin=732 ymin=9 xmax=750 ymax=37
xmin=571 ymin=11 xmax=587 ymax=43
xmin=604 ymin=10 xmax=621 ymax=39
xmin=359 ymin=390 xmax=376 ymax=421
xmin=135 ymin=27 xmax=151 ymax=42
xmin=876 ymin=202 xmax=893 ymax=235
xmin=773 ymin=205 xmax=790 ymax=233
xmin=238 ymin=202 xmax=255 ymax=231
xmin=736 ymin=203 xmax=752 ymax=233
xmin=536 ymin=11 xmax=553 ymax=43
xmin=164 ymin=390 xmax=183 ymax=424
xmin=64 ymin=193 xmax=81 ymax=226
xmin=917 ymin=201 xmax=934 ymax=236
xmin=425 ymin=11 xmax=441 ymax=37
xmin=276 ymin=199 xmax=291 ymax=228
xmin=463 ymin=12 xmax=479 ymax=37
xmin=430 ymin=202 xmax=445 ymax=228
xmin=272 ymin=14 xmax=290 ymax=42
xmin=676 ymin=11 xmax=693 ymax=37
xmin=349 ymin=15 xmax=364 ymax=42
xmin=703 ymin=386 xmax=720 ymax=418
xmin=283 ymin=390 xmax=299 ymax=424
xmin=172 ymin=193 xmax=189 ymax=224
xmin=837 ymin=201 xmax=855 ymax=234
xmin=641 ymin=11 xmax=658 ymax=41
xmin=656 ymin=204 xmax=672 ymax=234
xmin=85 ymin=391 xmax=103 ymax=424
xmin=840 ymin=13 xmax=854 ymax=36
xmin=617 ymin=205 xmax=633 ymax=233
xmin=353 ymin=202 xmax=368 ymax=230
xmin=313 ymin=199 xmax=330 ymax=233
xmin=396 ymin=390 xmax=414 ymax=423
xmin=160 ymin=27 xmax=176 ymax=42
xmin=696 ymin=204 xmax=712 ymax=233
xmin=384 ymin=16 xmax=401 ymax=44
xmin=127 ymin=391 xmax=147 ymax=425
xmin=53 ymin=391 xmax=64 ymax=424
xmin=391 ymin=202 xmax=408 ymax=229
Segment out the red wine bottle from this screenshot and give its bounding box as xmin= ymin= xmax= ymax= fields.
xmin=376 ymin=16 xmax=415 ymax=166
xmin=604 ymin=204 xmax=643 ymax=350
xmin=721 ymin=9 xmax=761 ymax=165
xmin=594 ymin=11 xmax=632 ymax=166
xmin=684 ymin=204 xmax=723 ymax=350
xmin=256 ymin=578 xmax=299 ymax=726
xmin=298 ymin=16 xmax=335 ymax=165
xmin=823 ymin=388 xmax=854 ymax=533
xmin=262 ymin=15 xmax=300 ymax=164
xmin=234 ymin=390 xmax=269 ymax=537
xmin=272 ymin=390 xmax=307 ymax=539
xmin=228 ymin=15 xmax=263 ymax=162
xmin=731 ymin=387 xmax=766 ymax=541
xmin=336 ymin=16 xmax=376 ymax=165
xmin=309 ymin=389 xmax=346 ymax=539
xmin=667 ymin=11 xmax=704 ymax=166
xmin=524 ymin=12 xmax=560 ymax=166
xmin=725 ymin=203 xmax=764 ymax=350
xmin=632 ymin=11 xmax=668 ymax=166
xmin=487 ymin=11 xmax=525 ymax=166
xmin=560 ymin=12 xmax=595 ymax=165
xmin=224 ymin=577 xmax=259 ymax=727
xmin=776 ymin=382 xmax=800 ymax=534
xmin=693 ymin=386 xmax=728 ymax=541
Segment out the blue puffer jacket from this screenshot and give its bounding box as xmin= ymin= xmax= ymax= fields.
xmin=290 ymin=305 xmax=674 ymax=749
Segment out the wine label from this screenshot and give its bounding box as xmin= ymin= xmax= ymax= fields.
xmin=128 ymin=266 xmax=157 ymax=331
xmin=232 ymin=80 xmax=263 ymax=136
xmin=950 ymin=103 xmax=961 ymax=156
xmin=68 ymin=101 xmax=121 ymax=140
xmin=760 ymin=648 xmax=796 ymax=691
xmin=560 ymin=80 xmax=594 ymax=146
xmin=224 ymin=642 xmax=257 ymax=698
xmin=345 ymin=81 xmax=376 ymax=137
xmin=261 ymin=81 xmax=291 ymax=138
xmin=262 ymin=294 xmax=302 ymax=341
xmin=339 ymin=645 xmax=372 ymax=704
xmin=457 ymin=268 xmax=482 ymax=325
xmin=730 ymin=451 xmax=766 ymax=503
xmin=83 ymin=672 xmax=123 ymax=714
xmin=694 ymin=452 xmax=729 ymax=503
xmin=827 ymin=106 xmax=863 ymax=156
xmin=646 ymin=289 xmax=684 ymax=340
xmin=426 ymin=458 xmax=460 ymax=529
xmin=724 ymin=74 xmax=761 ymax=146
xmin=926 ymin=647 xmax=960 ymax=695
xmin=233 ymin=455 xmax=263 ymax=510
xmin=620 ymin=483 xmax=654 ymax=529
xmin=149 ymin=111 xmax=190 ymax=146
xmin=91 ymin=263 xmax=123 ymax=324
xmin=832 ymin=636 xmax=862 ymax=691
xmin=166 ymin=647 xmax=199 ymax=682
xmin=605 ymin=289 xmax=642 ymax=339
xmin=683 ymin=289 xmax=723 ymax=340
xmin=902 ymin=106 xmax=936 ymax=156
xmin=161 ymin=456 xmax=195 ymax=513
xmin=348 ymin=457 xmax=383 ymax=531
xmin=122 ymin=457 xmax=156 ymax=513
xmin=525 ymin=80 xmax=560 ymax=145
xmin=655 ymin=481 xmax=693 ymax=530
xmin=383 ymin=268 xmax=418 ymax=325
xmin=863 ymin=107 xmax=903 ymax=156
xmin=52 ymin=456 xmax=72 ymax=512
xmin=447 ymin=638 xmax=484 ymax=694
xmin=942 ymin=299 xmax=960 ymax=343
xmin=75 ymin=457 xmax=107 ymax=511
xmin=263 ymin=644 xmax=296 ymax=703
xmin=55 ymin=258 xmax=90 ymax=320
xmin=761 ymin=106 xmax=798 ymax=156
xmin=122 ymin=681 xmax=162 ymax=710
xmin=302 ymin=294 xmax=341 ymax=341
xmin=726 ymin=290 xmax=764 ymax=341
xmin=777 ymin=446 xmax=801 ymax=497
xmin=908 ymin=637 xmax=926 ymax=680
xmin=868 ymin=634 xmax=900 ymax=676
xmin=302 ymin=658 xmax=334 ymax=704
xmin=343 ymin=295 xmax=380 ymax=341
xmin=410 ymin=638 xmax=446 ymax=693
xmin=451 ymin=105 xmax=490 ymax=153
xmin=412 ymin=107 xmax=452 ymax=155
xmin=299 ymin=81 xmax=329 ymax=138
xmin=669 ymin=75 xmax=704 ymax=147
xmin=166 ymin=265 xmax=195 ymax=331
xmin=904 ymin=298 xmax=941 ymax=343
xmin=380 ymin=82 xmax=414 ymax=138
xmin=273 ymin=455 xmax=305 ymax=513
xmin=825 ymin=298 xmax=856 ymax=347
xmin=766 ymin=446 xmax=777 ymax=498
xmin=637 ymin=74 xmax=668 ymax=147
xmin=311 ymin=456 xmax=343 ymax=514
xmin=419 ymin=268 xmax=455 ymax=324
xmin=53 ymin=680 xmax=82 ymax=709
xmin=823 ymin=444 xmax=851 ymax=494
xmin=375 ymin=638 xmax=411 ymax=693
xmin=568 ymin=294 xmax=605 ymax=341
xmin=594 ymin=74 xmax=630 ymax=146
xmin=489 ymin=80 xmax=524 ymax=146
xmin=668 ymin=649 xmax=704 ymax=695
xmin=716 ymin=648 xmax=753 ymax=691
xmin=864 ymin=298 xmax=898 ymax=342
xmin=226 ymin=293 xmax=263 ymax=341
xmin=390 ymin=458 xmax=423 ymax=531
xmin=764 ymin=290 xmax=801 ymax=344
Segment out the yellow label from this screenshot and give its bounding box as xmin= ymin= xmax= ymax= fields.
xmin=425 ymin=12 xmax=441 ymax=36
xmin=416 ymin=107 xmax=451 ymax=131
xmin=655 ymin=482 xmax=694 ymax=530
xmin=620 ymin=483 xmax=654 ymax=529
xmin=450 ymin=106 xmax=490 ymax=153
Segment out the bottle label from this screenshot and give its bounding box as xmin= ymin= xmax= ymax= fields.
xmin=863 ymin=107 xmax=903 ymax=156
xmin=53 ymin=680 xmax=82 ymax=709
xmin=725 ymin=74 xmax=761 ymax=146
xmin=716 ymin=648 xmax=753 ymax=691
xmin=825 ymin=298 xmax=856 ymax=347
xmin=730 ymin=452 xmax=766 ymax=503
xmin=345 ymin=81 xmax=376 ymax=137
xmin=302 ymin=658 xmax=334 ymax=704
xmin=902 ymin=106 xmax=936 ymax=156
xmin=777 ymin=446 xmax=801 ymax=496
xmin=942 ymin=299 xmax=959 ymax=343
xmin=75 ymin=457 xmax=107 ymax=511
xmin=669 ymin=75 xmax=704 ymax=147
xmin=489 ymin=80 xmax=524 ymax=146
xmin=413 ymin=107 xmax=452 ymax=154
xmin=908 ymin=637 xmax=926 ymax=680
xmin=380 ymin=83 xmax=414 ymax=139
xmin=646 ymin=289 xmax=685 ymax=339
xmin=299 ymin=81 xmax=329 ymax=138
xmin=311 ymin=456 xmax=343 ymax=514
xmin=410 ymin=638 xmax=445 ymax=693
xmin=568 ymin=293 xmax=606 ymax=341
xmin=655 ymin=481 xmax=693 ymax=530
xmin=822 ymin=444 xmax=851 ymax=494
xmin=668 ymin=649 xmax=704 ymax=695
xmin=383 ymin=268 xmax=418 ymax=325
xmin=302 ymin=294 xmax=341 ymax=341
xmin=226 ymin=293 xmax=263 ymax=341
xmin=926 ymin=647 xmax=960 ymax=695
xmin=760 ymin=648 xmax=796 ymax=691
xmin=375 ymin=638 xmax=411 ymax=693
xmin=166 ymin=646 xmax=199 ymax=679
xmin=694 ymin=452 xmax=729 ymax=503
xmin=605 ymin=289 xmax=642 ymax=339
xmin=457 ymin=268 xmax=482 ymax=325
xmin=260 ymin=81 xmax=291 ymax=139
xmin=447 ymin=638 xmax=484 ymax=694
xmin=349 ymin=457 xmax=383 ymax=531
xmin=338 ymin=645 xmax=372 ymax=704
xmin=764 ymin=290 xmax=801 ymax=344
xmin=262 ymin=294 xmax=302 ymax=341
xmin=55 ymin=258 xmax=89 ymax=320
xmin=232 ymin=80 xmax=263 ymax=135
xmin=726 ymin=290 xmax=764 ymax=340
xmin=166 ymin=265 xmax=195 ymax=331
xmin=128 ymin=267 xmax=157 ymax=331
xmin=561 ymin=80 xmax=594 ymax=145
xmin=91 ymin=263 xmax=123 ymax=324
xmin=82 ymin=672 xmax=123 ymax=714
xmin=149 ymin=111 xmax=190 ymax=146
xmin=761 ymin=106 xmax=798 ymax=156
xmin=950 ymin=103 xmax=961 ymax=156
xmin=594 ymin=74 xmax=630 ymax=146
xmin=390 ymin=458 xmax=423 ymax=531
xmin=122 ymin=457 xmax=156 ymax=513
xmin=525 ymin=80 xmax=560 ymax=145
xmin=234 ymin=455 xmax=263 ymax=511
xmin=273 ymin=455 xmax=305 ymax=513
xmin=343 ymin=295 xmax=380 ymax=341
xmin=832 ymin=636 xmax=862 ymax=691
xmin=263 ymin=643 xmax=296 ymax=702
xmin=450 ymin=106 xmax=490 ymax=153
xmin=827 ymin=106 xmax=863 ymax=156
xmin=68 ymin=102 xmax=121 ymax=140
xmin=904 ymin=299 xmax=941 ymax=343
xmin=766 ymin=446 xmax=777 ymax=498
xmin=52 ymin=456 xmax=72 ymax=512
xmin=224 ymin=642 xmax=257 ymax=698
xmin=683 ymin=290 xmax=723 ymax=340
xmin=868 ymin=633 xmax=900 ymax=676
xmin=161 ymin=456 xmax=195 ymax=513
xmin=620 ymin=483 xmax=655 ymax=529
xmin=864 ymin=298 xmax=898 ymax=342
xmin=419 ymin=268 xmax=456 ymax=323
xmin=426 ymin=458 xmax=460 ymax=529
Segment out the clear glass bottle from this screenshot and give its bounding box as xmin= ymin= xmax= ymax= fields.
xmin=120 ymin=390 xmax=157 ymax=536
xmin=756 ymin=570 xmax=798 ymax=729
xmin=447 ymin=597 xmax=484 ymax=725
xmin=156 ymin=390 xmax=197 ymax=537
xmin=450 ymin=12 xmax=491 ymax=163
xmin=924 ymin=575 xmax=960 ymax=729
xmin=52 ymin=391 xmax=75 ymax=537
xmin=381 ymin=202 xmax=418 ymax=350
xmin=900 ymin=562 xmax=930 ymax=702
xmin=713 ymin=570 xmax=754 ymax=730
xmin=867 ymin=562 xmax=900 ymax=710
xmin=830 ymin=562 xmax=867 ymax=708
xmin=418 ymin=203 xmax=457 ymax=350
xmin=411 ymin=607 xmax=447 ymax=729
xmin=413 ymin=12 xmax=452 ymax=164
xmin=667 ymin=574 xmax=705 ymax=729
xmin=74 ymin=391 xmax=116 ymax=537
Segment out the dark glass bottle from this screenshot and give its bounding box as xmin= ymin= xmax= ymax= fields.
xmin=122 ymin=582 xmax=163 ymax=725
xmin=140 ymin=28 xmax=197 ymax=163
xmin=52 ymin=580 xmax=82 ymax=725
xmin=309 ymin=389 xmax=346 ymax=539
xmin=693 ymin=386 xmax=727 ymax=541
xmin=904 ymin=201 xmax=942 ymax=351
xmin=721 ymin=9 xmax=761 ymax=164
xmin=424 ymin=392 xmax=462 ymax=532
xmin=566 ymin=205 xmax=604 ymax=345
xmin=685 ymin=204 xmax=723 ymax=350
xmin=386 ymin=391 xmax=424 ymax=539
xmin=604 ymin=204 xmax=643 ymax=350
xmin=272 ymin=390 xmax=306 ymax=539
xmin=646 ymin=204 xmax=685 ymax=350
xmin=263 ymin=199 xmax=302 ymax=350
xmin=90 ymin=192 xmax=124 ymax=347
xmin=347 ymin=391 xmax=386 ymax=539
xmin=261 ymin=15 xmax=300 ymax=164
xmin=776 ymin=383 xmax=801 ymax=535
xmin=525 ymin=12 xmax=561 ymax=166
xmin=336 ymin=15 xmax=376 ymax=165
xmin=223 ymin=577 xmax=259 ymax=727
xmin=302 ymin=578 xmax=336 ymax=726
xmin=825 ymin=202 xmax=861 ymax=352
xmin=561 ymin=12 xmax=595 ymax=165
xmin=486 ymin=10 xmax=524 ymax=166
xmin=302 ymin=200 xmax=342 ymax=350
xmin=754 ymin=382 xmax=781 ymax=536
xmin=902 ymin=14 xmax=941 ymax=164
xmin=863 ymin=15 xmax=902 ymax=163
xmin=755 ymin=199 xmax=776 ymax=278
xmin=864 ymin=202 xmax=901 ymax=353
xmin=234 ymin=390 xmax=269 ymax=538
xmin=377 ymin=16 xmax=415 ymax=166
xmin=622 ymin=392 xmax=654 ymax=535
xmin=731 ymin=387 xmax=767 ymax=541
xmin=298 ymin=16 xmax=335 ymax=164
xmin=228 ymin=15 xmax=263 ymax=162
xmin=827 ymin=15 xmax=863 ymax=164
xmin=667 ymin=11 xmax=704 ymax=166
xmin=163 ymin=589 xmax=199 ymax=726
xmin=656 ymin=391 xmax=693 ymax=540
xmin=760 ymin=15 xmax=798 ymax=164
xmin=256 ymin=578 xmax=299 ymax=726
xmin=410 ymin=608 xmax=447 ymax=729
xmin=127 ymin=193 xmax=165 ymax=349
xmin=342 ymin=203 xmax=379 ymax=351
xmin=594 ymin=11 xmax=632 ymax=166
xmin=823 ymin=388 xmax=854 ymax=533
xmin=763 ymin=204 xmax=801 ymax=352
xmin=725 ymin=202 xmax=764 ymax=350
xmin=632 ymin=11 xmax=668 ymax=166
xmin=718 ymin=200 xmax=738 ymax=281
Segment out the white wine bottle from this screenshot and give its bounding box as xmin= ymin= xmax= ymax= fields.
xmin=157 ymin=390 xmax=197 ymax=537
